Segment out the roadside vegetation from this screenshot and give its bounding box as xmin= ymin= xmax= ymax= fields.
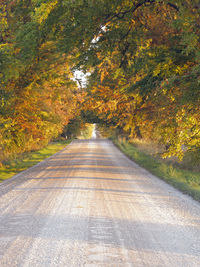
xmin=0 ymin=139 xmax=71 ymax=183
xmin=113 ymin=137 xmax=200 ymax=202
xmin=98 ymin=124 xmax=200 ymax=201
xmin=0 ymin=121 xmax=95 ymax=183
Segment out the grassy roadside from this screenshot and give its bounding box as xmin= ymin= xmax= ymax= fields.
xmin=113 ymin=139 xmax=200 ymax=202
xmin=0 ymin=140 xmax=71 ymax=183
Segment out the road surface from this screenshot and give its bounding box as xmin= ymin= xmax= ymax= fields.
xmin=0 ymin=139 xmax=200 ymax=267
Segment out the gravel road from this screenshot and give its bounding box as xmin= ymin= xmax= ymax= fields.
xmin=0 ymin=139 xmax=200 ymax=267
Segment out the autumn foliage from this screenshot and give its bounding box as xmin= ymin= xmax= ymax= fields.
xmin=0 ymin=0 xmax=200 ymax=163
xmin=0 ymin=1 xmax=80 ymax=163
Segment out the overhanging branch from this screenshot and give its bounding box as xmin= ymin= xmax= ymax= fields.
xmin=104 ymin=0 xmax=179 ymax=24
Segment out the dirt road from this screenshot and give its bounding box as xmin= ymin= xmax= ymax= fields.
xmin=0 ymin=139 xmax=200 ymax=266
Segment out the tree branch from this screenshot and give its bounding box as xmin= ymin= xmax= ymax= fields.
xmin=104 ymin=0 xmax=179 ymax=25
xmin=167 ymin=2 xmax=179 ymax=11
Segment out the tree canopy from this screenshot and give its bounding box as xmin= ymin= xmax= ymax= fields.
xmin=0 ymin=0 xmax=200 ymax=163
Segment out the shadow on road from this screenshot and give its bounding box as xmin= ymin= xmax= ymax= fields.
xmin=0 ymin=212 xmax=199 ymax=257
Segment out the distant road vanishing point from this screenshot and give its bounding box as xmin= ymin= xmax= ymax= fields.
xmin=0 ymin=139 xmax=200 ymax=266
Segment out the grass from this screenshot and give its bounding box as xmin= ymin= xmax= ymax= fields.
xmin=113 ymin=138 xmax=200 ymax=202
xmin=0 ymin=140 xmax=71 ymax=183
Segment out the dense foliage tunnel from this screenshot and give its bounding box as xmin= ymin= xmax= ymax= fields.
xmin=0 ymin=0 xmax=200 ymax=163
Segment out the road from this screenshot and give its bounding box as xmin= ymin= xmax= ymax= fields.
xmin=0 ymin=139 xmax=200 ymax=267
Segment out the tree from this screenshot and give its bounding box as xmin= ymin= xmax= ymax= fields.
xmin=0 ymin=0 xmax=199 ymax=162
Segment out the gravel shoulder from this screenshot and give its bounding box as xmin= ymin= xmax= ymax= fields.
xmin=0 ymin=139 xmax=200 ymax=267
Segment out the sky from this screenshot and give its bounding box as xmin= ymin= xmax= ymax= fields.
xmin=73 ymin=70 xmax=90 ymax=88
